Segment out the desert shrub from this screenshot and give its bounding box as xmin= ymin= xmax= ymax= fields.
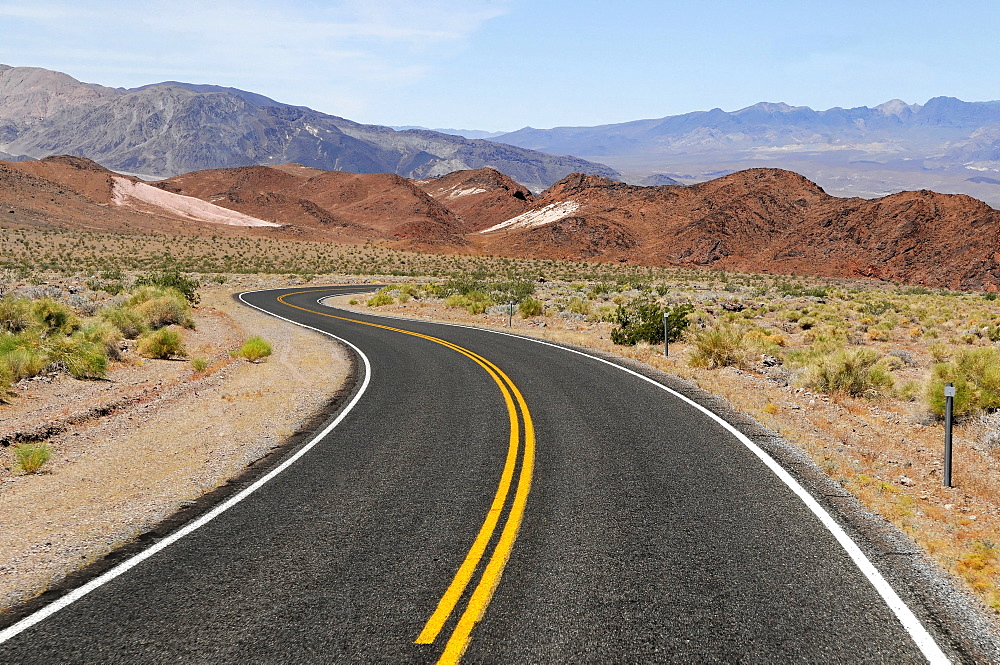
xmin=367 ymin=291 xmax=394 ymax=307
xmin=14 ymin=441 xmax=52 ymax=474
xmin=926 ymin=347 xmax=1000 ymax=417
xmin=101 ymin=305 xmax=147 ymax=339
xmin=801 ymin=348 xmax=894 ymax=398
xmin=445 ymin=292 xmax=493 ymax=315
xmin=610 ymin=300 xmax=692 ymax=346
xmin=0 ymin=297 xmax=33 ymax=333
xmin=0 ymin=344 xmax=47 ymax=381
xmin=191 ymin=357 xmax=209 ymax=372
xmin=138 ymin=327 xmax=187 ymax=359
xmin=234 ymin=336 xmax=272 ymax=362
xmin=134 ymin=270 xmax=200 ymax=304
xmin=689 ymin=324 xmax=749 ymax=369
xmin=567 ymin=296 xmax=590 ymax=316
xmin=32 ymin=298 xmax=79 ymax=335
xmin=79 ymin=320 xmax=124 ymax=361
xmin=134 ymin=293 xmax=193 ymax=329
xmin=518 ymin=297 xmax=544 ymax=318
xmin=50 ymin=336 xmax=108 ymax=379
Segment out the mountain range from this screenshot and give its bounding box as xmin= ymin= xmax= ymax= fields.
xmin=6 ymin=154 xmax=1000 ymax=291
xmin=488 ymin=98 xmax=1000 ymax=207
xmin=0 ymin=65 xmax=618 ymax=192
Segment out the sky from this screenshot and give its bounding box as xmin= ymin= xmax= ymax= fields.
xmin=0 ymin=0 xmax=997 ymax=132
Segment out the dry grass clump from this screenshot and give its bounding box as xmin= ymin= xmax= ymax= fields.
xmin=138 ymin=327 xmax=187 ymax=360
xmin=13 ymin=440 xmax=53 ymax=474
xmin=800 ymin=348 xmax=895 ymax=398
xmin=232 ymin=336 xmax=272 ymax=362
xmin=688 ymin=324 xmax=750 ymax=369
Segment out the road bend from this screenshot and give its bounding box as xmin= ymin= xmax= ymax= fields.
xmin=0 ymin=285 xmax=966 ymax=663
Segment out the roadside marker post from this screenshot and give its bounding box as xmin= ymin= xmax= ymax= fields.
xmin=663 ymin=312 xmax=669 ymax=357
xmin=944 ymin=382 xmax=955 ymax=488
xmin=508 ymin=300 xmax=515 ymax=327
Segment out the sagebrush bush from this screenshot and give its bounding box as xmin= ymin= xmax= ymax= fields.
xmin=138 ymin=327 xmax=187 ymax=359
xmin=191 ymin=357 xmax=209 ymax=372
xmin=801 ymin=348 xmax=894 ymax=398
xmin=926 ymin=347 xmax=1000 ymax=417
xmin=234 ymin=336 xmax=272 ymax=362
xmin=688 ymin=324 xmax=749 ymax=369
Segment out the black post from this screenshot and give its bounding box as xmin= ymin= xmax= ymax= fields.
xmin=944 ymin=382 xmax=954 ymax=488
xmin=663 ymin=312 xmax=669 ymax=357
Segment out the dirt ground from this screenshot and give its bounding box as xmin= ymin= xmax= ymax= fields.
xmin=0 ymin=278 xmax=351 ymax=611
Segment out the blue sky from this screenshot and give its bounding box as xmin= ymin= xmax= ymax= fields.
xmin=0 ymin=0 xmax=996 ymax=131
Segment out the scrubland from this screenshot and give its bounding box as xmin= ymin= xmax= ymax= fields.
xmin=3 ymin=225 xmax=1000 ymax=614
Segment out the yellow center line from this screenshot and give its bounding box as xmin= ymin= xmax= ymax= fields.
xmin=273 ymin=289 xmax=535 ymax=663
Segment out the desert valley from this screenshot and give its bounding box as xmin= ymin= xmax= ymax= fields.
xmin=5 ymin=60 xmax=1000 ymax=661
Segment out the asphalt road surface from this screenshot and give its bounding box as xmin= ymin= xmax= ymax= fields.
xmin=0 ymin=285 xmax=973 ymax=663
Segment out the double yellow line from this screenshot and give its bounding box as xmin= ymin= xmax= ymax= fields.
xmin=276 ymin=290 xmax=535 ymax=664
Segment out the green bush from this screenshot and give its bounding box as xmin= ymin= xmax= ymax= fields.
xmin=191 ymin=357 xmax=209 ymax=372
xmin=0 ymin=344 xmax=48 ymax=381
xmin=0 ymin=297 xmax=33 ymax=333
xmin=518 ymin=297 xmax=544 ymax=318
xmin=134 ymin=270 xmax=200 ymax=304
xmin=79 ymin=320 xmax=124 ymax=361
xmin=688 ymin=324 xmax=748 ymax=369
xmin=610 ymin=300 xmax=693 ymax=345
xmin=234 ymin=336 xmax=272 ymax=362
xmin=14 ymin=441 xmax=52 ymax=474
xmin=48 ymin=335 xmax=108 ymax=379
xmin=101 ymin=305 xmax=147 ymax=339
xmin=802 ymin=348 xmax=894 ymax=398
xmin=925 ymin=347 xmax=1000 ymax=417
xmin=367 ymin=292 xmax=394 ymax=307
xmin=135 ymin=295 xmax=194 ymax=329
xmin=32 ymin=298 xmax=79 ymax=335
xmin=138 ymin=327 xmax=187 ymax=359
xmin=445 ymin=292 xmax=494 ymax=315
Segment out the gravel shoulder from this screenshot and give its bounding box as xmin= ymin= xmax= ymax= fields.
xmin=0 ymin=281 xmax=351 ymax=611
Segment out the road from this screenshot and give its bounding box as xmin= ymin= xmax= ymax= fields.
xmin=0 ymin=285 xmax=970 ymax=663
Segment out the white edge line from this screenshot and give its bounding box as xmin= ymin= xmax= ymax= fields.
xmin=319 ymin=298 xmax=950 ymax=665
xmin=0 ymin=288 xmax=373 ymax=646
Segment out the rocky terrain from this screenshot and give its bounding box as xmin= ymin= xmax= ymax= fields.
xmin=6 ymin=153 xmax=1000 ymax=290
xmin=0 ymin=65 xmax=619 ymax=192
xmin=474 ymin=169 xmax=1000 ymax=291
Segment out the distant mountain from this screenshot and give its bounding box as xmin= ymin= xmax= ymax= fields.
xmin=492 ymin=98 xmax=1000 ymax=207
xmin=391 ymin=126 xmax=507 ymax=140
xmin=0 ymin=65 xmax=619 ymax=191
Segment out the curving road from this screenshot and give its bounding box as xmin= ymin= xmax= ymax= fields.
xmin=0 ymin=285 xmax=973 ymax=663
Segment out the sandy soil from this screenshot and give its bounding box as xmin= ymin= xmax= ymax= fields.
xmin=0 ymin=280 xmax=350 ymax=611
